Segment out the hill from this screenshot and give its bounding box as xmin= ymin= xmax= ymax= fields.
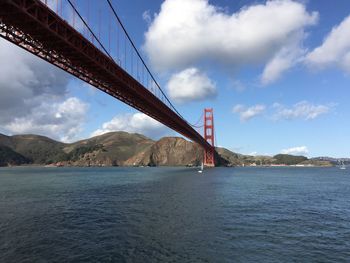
xmin=61 ymin=132 xmax=154 ymax=166
xmin=273 ymin=154 xmax=307 ymax=165
xmin=0 ymin=133 xmax=65 ymax=164
xmin=0 ymin=145 xmax=30 ymax=166
xmin=0 ymin=132 xmax=333 ymax=167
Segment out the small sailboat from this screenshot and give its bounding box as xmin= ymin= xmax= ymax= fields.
xmin=340 ymin=161 xmax=346 ymax=170
xmin=198 ymin=162 xmax=204 ymax=173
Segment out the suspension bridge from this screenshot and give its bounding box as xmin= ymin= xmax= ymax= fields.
xmin=0 ymin=0 xmax=216 ymax=166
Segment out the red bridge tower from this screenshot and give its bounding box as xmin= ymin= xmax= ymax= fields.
xmin=204 ymin=108 xmax=215 ymax=167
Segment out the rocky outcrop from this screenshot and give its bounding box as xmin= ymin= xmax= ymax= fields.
xmin=0 ymin=132 xmax=334 ymax=167
xmin=148 ymin=137 xmax=203 ymax=166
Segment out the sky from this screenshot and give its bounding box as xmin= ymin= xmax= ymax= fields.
xmin=1 ymin=0 xmax=350 ymax=158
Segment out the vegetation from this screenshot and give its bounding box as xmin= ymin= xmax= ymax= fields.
xmin=0 ymin=132 xmax=334 ymax=167
xmin=273 ymin=154 xmax=308 ymax=165
xmin=0 ymin=145 xmax=30 ymax=166
xmin=299 ymin=160 xmax=333 ymax=167
xmin=3 ymin=134 xmax=65 ymax=164
xmin=0 ymin=132 xmax=154 ymax=166
xmin=66 ymin=144 xmax=104 ymax=161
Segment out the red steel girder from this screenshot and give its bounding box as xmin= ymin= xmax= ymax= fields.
xmin=0 ymin=0 xmax=213 ymax=151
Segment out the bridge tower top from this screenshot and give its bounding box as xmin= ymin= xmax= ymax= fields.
xmin=204 ymin=108 xmax=215 ymax=167
xmin=0 ymin=0 xmax=215 ymax=154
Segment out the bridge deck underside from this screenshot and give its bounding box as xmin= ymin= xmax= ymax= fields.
xmin=0 ymin=0 xmax=212 ymax=151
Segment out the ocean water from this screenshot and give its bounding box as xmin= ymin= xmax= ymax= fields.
xmin=0 ymin=166 xmax=349 ymax=262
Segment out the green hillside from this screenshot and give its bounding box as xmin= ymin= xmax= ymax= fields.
xmin=0 ymin=145 xmax=30 ymax=166
xmin=0 ymin=132 xmax=333 ymax=167
xmin=273 ymin=154 xmax=308 ymax=165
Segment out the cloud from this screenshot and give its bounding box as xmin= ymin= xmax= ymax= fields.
xmin=233 ymin=104 xmax=266 ymax=122
xmin=281 ymin=146 xmax=309 ymax=156
xmin=232 ymin=80 xmax=246 ymax=92
xmin=232 ymin=104 xmax=245 ymax=113
xmin=261 ymin=39 xmax=305 ymax=85
xmin=272 ymin=101 xmax=331 ymax=121
xmin=0 ymin=39 xmax=69 ymax=123
xmin=3 ymin=97 xmax=88 ymax=142
xmin=166 ymin=67 xmax=217 ymax=103
xmin=144 ymin=0 xmax=318 ymax=84
xmin=91 ymin=113 xmax=171 ymax=139
xmin=142 ymin=10 xmax=152 ymax=25
xmin=0 ymin=39 xmax=90 ymax=142
xmin=232 ymin=101 xmax=333 ymax=122
xmin=306 ymin=15 xmax=350 ymax=72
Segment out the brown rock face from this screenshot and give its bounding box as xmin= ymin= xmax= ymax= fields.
xmin=5 ymin=131 xmax=324 ymax=167
xmin=148 ymin=137 xmax=203 ymax=166
xmin=123 ymin=149 xmax=151 ymax=166
xmin=123 ymin=137 xmax=204 ymax=166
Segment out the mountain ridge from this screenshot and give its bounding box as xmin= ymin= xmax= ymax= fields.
xmin=0 ymin=132 xmax=333 ymax=167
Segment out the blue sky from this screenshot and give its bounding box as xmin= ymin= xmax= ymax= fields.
xmin=1 ymin=0 xmax=350 ymax=158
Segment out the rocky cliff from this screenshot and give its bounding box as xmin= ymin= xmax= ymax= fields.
xmin=0 ymin=132 xmax=333 ymax=167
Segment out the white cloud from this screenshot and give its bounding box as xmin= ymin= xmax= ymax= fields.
xmin=272 ymin=101 xmax=331 ymax=121
xmin=261 ymin=39 xmax=305 ymax=85
xmin=306 ymin=15 xmax=350 ymax=72
xmin=142 ymin=10 xmax=152 ymax=25
xmin=4 ymin=97 xmax=88 ymax=142
xmin=144 ymin=0 xmax=318 ymax=84
xmin=281 ymin=146 xmax=309 ymax=156
xmin=0 ymin=39 xmax=69 ymax=124
xmin=91 ymin=113 xmax=171 ymax=139
xmin=166 ymin=67 xmax=217 ymax=103
xmin=232 ymin=101 xmax=333 ymax=122
xmin=230 ymin=79 xmax=246 ymax=92
xmin=233 ymin=104 xmax=245 ymax=113
xmin=0 ymin=39 xmax=90 ymax=142
xmin=233 ymin=104 xmax=266 ymax=122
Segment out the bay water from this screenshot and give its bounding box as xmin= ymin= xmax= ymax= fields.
xmin=0 ymin=167 xmax=349 ymax=262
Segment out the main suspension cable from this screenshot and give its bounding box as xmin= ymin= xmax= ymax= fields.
xmin=66 ymin=0 xmax=114 ymax=62
xmin=190 ymin=111 xmax=204 ymax=128
xmin=105 ymin=0 xmax=185 ymax=119
xmin=68 ymin=0 xmax=203 ymax=132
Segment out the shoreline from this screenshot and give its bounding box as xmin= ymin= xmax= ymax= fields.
xmin=0 ymin=164 xmax=335 ymax=168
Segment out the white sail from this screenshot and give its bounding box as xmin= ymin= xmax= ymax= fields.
xmin=340 ymin=161 xmax=346 ymax=170
xmin=198 ymin=162 xmax=204 ymax=173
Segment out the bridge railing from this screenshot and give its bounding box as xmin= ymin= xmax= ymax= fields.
xmin=40 ymin=0 xmax=173 ymax=110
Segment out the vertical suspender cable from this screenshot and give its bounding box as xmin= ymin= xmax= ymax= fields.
xmin=108 ymin=8 xmax=111 ymax=54
xmin=66 ymin=0 xmax=114 ymax=60
xmin=137 ymin=55 xmax=139 ymax=81
xmin=98 ymin=4 xmax=101 ymax=41
xmin=117 ymin=22 xmax=120 ymax=65
xmin=72 ymin=0 xmax=75 ymax=28
xmin=64 ymin=0 xmax=206 ymax=134
xmin=87 ymin=0 xmax=91 ymax=41
xmin=124 ymin=34 xmax=127 ymax=70
xmin=105 ymin=0 xmax=185 ymax=120
xmin=131 ymin=45 xmax=133 ymax=76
